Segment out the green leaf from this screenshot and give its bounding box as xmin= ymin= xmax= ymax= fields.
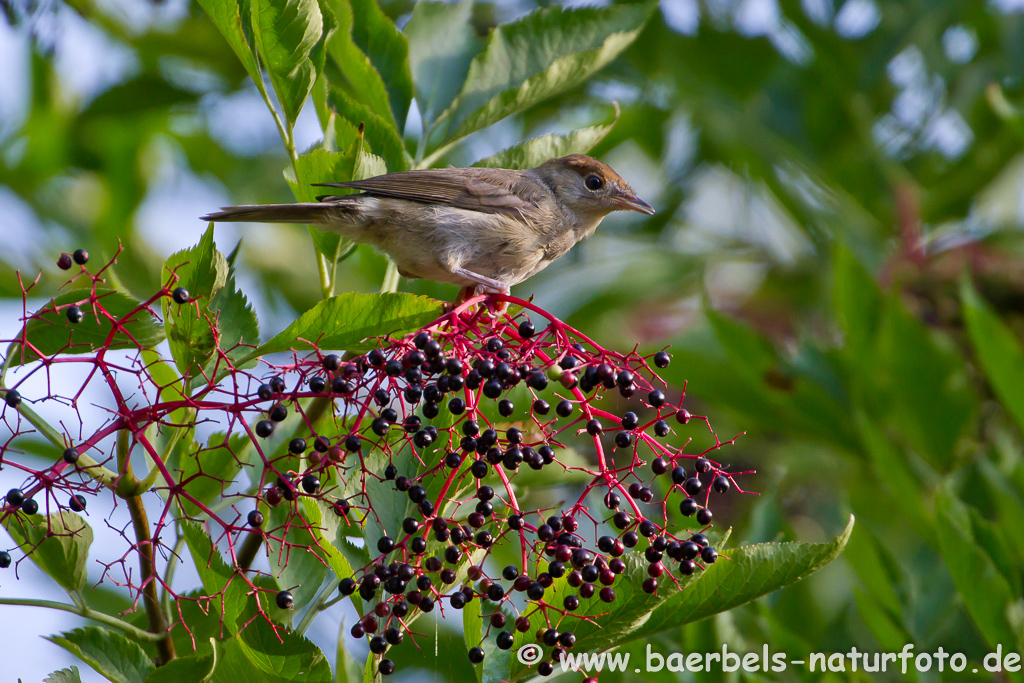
xmin=251 ymin=292 xmax=443 ymax=358
xmin=472 ymin=107 xmax=618 ymax=170
xmin=46 ymin=628 xmax=155 ymax=683
xmin=205 ymin=274 xmax=261 ymax=372
xmin=463 ymin=593 xmax=483 ymax=682
xmin=433 ymin=1 xmax=655 ymax=149
xmin=874 ymin=299 xmax=976 ymax=470
xmin=302 ymin=499 xmax=357 ymax=581
xmin=404 ymin=0 xmax=481 ymax=126
xmin=45 ymin=666 xmax=84 ymax=683
xmin=7 ymin=289 xmax=165 ymax=367
xmin=286 ymin=148 xmax=356 ymax=204
xmin=961 ymin=278 xmax=1024 ymax=436
xmin=832 ymin=244 xmax=882 ymax=363
xmin=854 ymin=412 xmax=935 ymax=543
xmin=935 ymin=489 xmax=1023 ymax=651
xmin=195 ymin=0 xmax=262 ymax=85
xmin=140 ymin=350 xmax=193 ymax=466
xmin=347 ymin=0 xmax=413 ymax=132
xmin=164 ymin=431 xmax=250 ymax=517
xmin=161 ymin=226 xmax=229 ymax=378
xmin=843 ymin=524 xmax=902 ymax=615
xmin=285 ymin=130 xmax=382 ymax=274
xmin=266 ymin=504 xmax=331 ymax=613
xmin=327 ymin=87 xmax=408 ymax=172
xmin=322 ymin=0 xmax=394 ymax=128
xmin=2 ymin=510 xmax=93 ymax=593
xmin=212 ymin=615 xmax=332 ymax=682
xmin=250 ymin=0 xmax=323 ymax=126
xmin=181 ymin=521 xmax=250 ymax=634
xmin=144 ymin=651 xmax=215 ymax=683
xmin=852 ymin=589 xmax=909 ymax=650
xmin=286 ymin=146 xmax=357 ymax=270
xmin=504 ymin=516 xmax=854 ymax=680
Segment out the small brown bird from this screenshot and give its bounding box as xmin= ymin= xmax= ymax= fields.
xmin=201 ymin=154 xmax=653 ymax=295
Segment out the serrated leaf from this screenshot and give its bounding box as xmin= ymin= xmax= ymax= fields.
xmin=301 ymin=499 xmax=358 ymax=583
xmin=961 ymin=278 xmax=1024 ymax=436
xmin=212 ymin=614 xmax=332 ymax=682
xmin=433 ymin=2 xmax=655 ymax=149
xmin=322 ymin=0 xmax=395 ymax=128
xmin=2 ymin=510 xmax=93 ymax=593
xmin=46 ymin=628 xmax=155 ymax=683
xmin=45 ymin=666 xmax=83 ymax=683
xmin=935 ymin=489 xmax=1022 ymax=651
xmin=347 ymin=0 xmax=412 ymax=132
xmin=284 ymin=128 xmax=378 ymax=273
xmin=7 ymin=288 xmax=164 ymax=367
xmin=250 ymin=292 xmax=443 ymax=358
xmin=144 ymin=651 xmax=215 ymax=683
xmin=405 ymin=0 xmax=481 ymax=126
xmin=196 ymin=0 xmax=262 ymax=86
xmin=250 ymin=0 xmax=323 ymax=126
xmin=181 ymin=521 xmax=250 ymax=634
xmin=504 ymin=516 xmax=854 ymax=680
xmin=472 ymin=109 xmax=618 ymax=170
xmin=161 ymin=227 xmax=229 ymax=378
xmin=346 ymin=445 xmax=412 ymax=562
xmin=285 ymin=148 xmax=357 ymax=204
xmin=266 ymin=504 xmax=331 ymax=613
xmin=205 ymin=274 xmax=260 ymax=372
xmin=327 ymin=87 xmax=407 ymax=172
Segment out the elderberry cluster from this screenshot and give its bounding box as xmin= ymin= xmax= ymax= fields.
xmin=239 ymin=304 xmax=746 ymax=677
xmin=0 ymin=250 xmax=748 ymax=679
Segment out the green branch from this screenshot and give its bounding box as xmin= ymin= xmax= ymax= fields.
xmin=0 ymin=597 xmax=166 ymax=643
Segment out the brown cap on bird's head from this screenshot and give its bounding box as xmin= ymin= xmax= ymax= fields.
xmin=536 ymin=154 xmax=654 ymax=216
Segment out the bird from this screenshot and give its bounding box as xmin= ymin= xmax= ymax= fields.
xmin=201 ymin=154 xmax=654 ymax=296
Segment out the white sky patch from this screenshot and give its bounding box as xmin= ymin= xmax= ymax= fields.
xmin=943 ymin=24 xmax=978 ymax=64
xmin=661 ymin=0 xmax=700 ymax=35
xmin=834 ymin=0 xmax=881 ymax=39
xmin=802 ymin=0 xmax=834 ymax=26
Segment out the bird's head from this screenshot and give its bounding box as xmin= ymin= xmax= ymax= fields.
xmin=535 ymin=154 xmax=654 ymax=219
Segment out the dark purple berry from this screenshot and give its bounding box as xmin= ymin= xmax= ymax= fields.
xmin=275 ymin=590 xmax=294 ymax=609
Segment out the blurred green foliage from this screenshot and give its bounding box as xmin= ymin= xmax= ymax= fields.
xmin=5 ymin=0 xmax=1024 ymax=680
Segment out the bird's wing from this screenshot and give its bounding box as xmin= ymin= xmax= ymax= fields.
xmin=314 ymin=169 xmax=541 ymax=216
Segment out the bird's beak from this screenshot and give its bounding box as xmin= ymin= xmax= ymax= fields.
xmin=615 ymin=193 xmax=655 ymax=215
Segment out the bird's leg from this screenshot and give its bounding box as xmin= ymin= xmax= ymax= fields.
xmin=451 ymin=268 xmax=510 ymax=314
xmin=452 ymin=268 xmax=511 ymax=296
xmin=448 ymin=285 xmax=475 ymax=310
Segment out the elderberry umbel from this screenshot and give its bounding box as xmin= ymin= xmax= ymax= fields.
xmin=0 ymin=249 xmax=750 ymax=678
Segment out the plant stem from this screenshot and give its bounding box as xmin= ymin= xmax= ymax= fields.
xmin=317 ymin=252 xmax=334 ymax=300
xmin=380 ymin=260 xmax=400 ymax=294
xmin=295 ymin=577 xmax=339 ymax=636
xmin=235 ymin=529 xmax=264 ymax=572
xmin=125 ymin=492 xmax=176 ymax=664
xmin=118 ymin=430 xmax=174 ymax=663
xmin=0 ymin=597 xmax=166 ymax=643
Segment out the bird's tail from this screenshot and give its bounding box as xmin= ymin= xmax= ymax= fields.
xmin=201 ymin=203 xmax=337 ymax=224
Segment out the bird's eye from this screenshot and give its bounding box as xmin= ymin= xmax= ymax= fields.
xmin=584 ymin=175 xmax=603 ymax=191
